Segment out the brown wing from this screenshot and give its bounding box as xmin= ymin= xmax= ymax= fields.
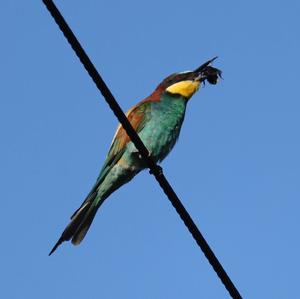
xmin=107 ymin=102 xmax=147 ymax=160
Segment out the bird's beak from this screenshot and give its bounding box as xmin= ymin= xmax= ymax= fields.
xmin=194 ymin=57 xmax=222 ymax=85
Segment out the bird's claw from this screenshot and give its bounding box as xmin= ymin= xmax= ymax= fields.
xmin=149 ymin=165 xmax=163 ymax=176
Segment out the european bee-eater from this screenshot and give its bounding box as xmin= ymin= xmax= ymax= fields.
xmin=49 ymin=57 xmax=222 ymax=255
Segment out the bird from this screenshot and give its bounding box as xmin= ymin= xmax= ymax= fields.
xmin=49 ymin=57 xmax=222 ymax=255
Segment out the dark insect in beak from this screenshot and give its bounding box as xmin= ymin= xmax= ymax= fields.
xmin=194 ymin=57 xmax=222 ymax=85
xmin=202 ymin=66 xmax=222 ymax=85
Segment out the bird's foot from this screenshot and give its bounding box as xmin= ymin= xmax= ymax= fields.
xmin=149 ymin=165 xmax=163 ymax=176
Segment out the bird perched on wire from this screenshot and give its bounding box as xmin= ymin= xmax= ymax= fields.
xmin=49 ymin=57 xmax=222 ymax=255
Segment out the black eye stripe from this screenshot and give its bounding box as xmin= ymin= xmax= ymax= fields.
xmin=159 ymin=71 xmax=196 ymax=90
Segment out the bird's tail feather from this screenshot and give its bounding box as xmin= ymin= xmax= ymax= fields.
xmin=49 ymin=192 xmax=101 ymax=256
xmin=71 ymin=203 xmax=98 ymax=245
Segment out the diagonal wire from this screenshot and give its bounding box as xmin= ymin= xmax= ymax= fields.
xmin=42 ymin=1 xmax=243 ymax=298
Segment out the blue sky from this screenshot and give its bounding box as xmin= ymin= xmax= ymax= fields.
xmin=1 ymin=1 xmax=300 ymax=298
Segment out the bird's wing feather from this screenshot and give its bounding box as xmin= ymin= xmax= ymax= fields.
xmin=72 ymin=101 xmax=150 ymax=217
xmin=101 ymin=101 xmax=149 ymax=172
xmin=52 ymin=101 xmax=152 ymax=252
xmin=107 ymin=102 xmax=148 ymax=159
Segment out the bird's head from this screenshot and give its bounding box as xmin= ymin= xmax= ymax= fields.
xmin=158 ymin=57 xmax=222 ymax=100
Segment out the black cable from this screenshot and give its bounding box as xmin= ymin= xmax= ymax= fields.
xmin=42 ymin=1 xmax=243 ymax=298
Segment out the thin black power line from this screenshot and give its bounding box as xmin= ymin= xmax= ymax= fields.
xmin=42 ymin=1 xmax=243 ymax=298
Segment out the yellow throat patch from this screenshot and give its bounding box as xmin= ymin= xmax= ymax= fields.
xmin=166 ymin=80 xmax=200 ymax=99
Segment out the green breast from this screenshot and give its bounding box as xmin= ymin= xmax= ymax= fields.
xmin=138 ymin=93 xmax=188 ymax=162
